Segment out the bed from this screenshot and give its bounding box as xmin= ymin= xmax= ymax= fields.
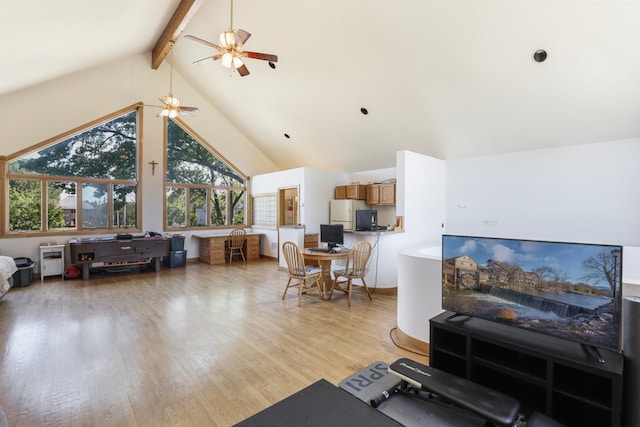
xmin=0 ymin=256 xmax=17 ymax=299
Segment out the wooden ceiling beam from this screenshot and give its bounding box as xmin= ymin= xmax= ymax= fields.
xmin=151 ymin=0 xmax=203 ymax=70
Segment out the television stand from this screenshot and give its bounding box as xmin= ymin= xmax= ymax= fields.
xmin=429 ymin=311 xmax=623 ymax=427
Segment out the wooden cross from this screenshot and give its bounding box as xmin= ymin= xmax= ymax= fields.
xmin=149 ymin=160 xmax=158 ymax=175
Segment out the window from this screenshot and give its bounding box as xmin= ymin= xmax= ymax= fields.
xmin=8 ymin=179 xmax=41 ymax=232
xmin=5 ymin=105 xmax=141 ymax=235
xmin=252 ymin=194 xmax=276 ymax=229
xmin=165 ymin=119 xmax=248 ymax=230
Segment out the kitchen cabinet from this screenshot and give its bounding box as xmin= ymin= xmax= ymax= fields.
xmin=335 ymin=184 xmax=367 ymax=200
xmin=366 ymin=183 xmax=396 ymax=205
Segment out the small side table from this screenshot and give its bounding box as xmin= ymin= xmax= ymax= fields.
xmin=40 ymin=244 xmax=65 ymax=282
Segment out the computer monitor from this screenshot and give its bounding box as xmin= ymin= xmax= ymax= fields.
xmin=320 ymin=224 xmax=344 ymax=249
xmin=355 ymin=209 xmax=378 ymax=231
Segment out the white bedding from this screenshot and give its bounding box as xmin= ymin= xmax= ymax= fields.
xmin=0 ymin=256 xmax=17 ymax=298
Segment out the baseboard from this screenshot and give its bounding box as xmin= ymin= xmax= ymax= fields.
xmin=371 ymin=286 xmax=397 ymax=296
xmin=395 ymin=325 xmax=430 ymax=356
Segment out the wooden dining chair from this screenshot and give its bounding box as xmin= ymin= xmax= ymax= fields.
xmin=332 ymin=240 xmax=373 ymax=306
xmin=281 ymin=241 xmax=322 ymax=306
xmin=228 ymin=229 xmax=247 ymax=263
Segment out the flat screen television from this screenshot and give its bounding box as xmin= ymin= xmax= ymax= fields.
xmin=320 ymin=224 xmax=344 ymax=249
xmin=355 ymin=209 xmax=377 ymax=231
xmin=442 ymin=234 xmax=623 ymax=352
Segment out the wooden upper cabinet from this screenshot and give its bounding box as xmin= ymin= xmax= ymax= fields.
xmin=366 ymin=185 xmax=379 ymax=205
xmin=335 ymin=184 xmax=367 ymax=200
xmin=367 ymin=183 xmax=396 ymax=205
xmin=379 ymin=183 xmax=396 ymax=204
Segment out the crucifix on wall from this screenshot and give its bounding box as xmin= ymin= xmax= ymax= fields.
xmin=149 ymin=160 xmax=158 ymax=175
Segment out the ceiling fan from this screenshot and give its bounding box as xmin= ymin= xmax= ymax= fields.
xmin=185 ymin=0 xmax=278 ymax=76
xmin=150 ymin=41 xmax=199 ymax=118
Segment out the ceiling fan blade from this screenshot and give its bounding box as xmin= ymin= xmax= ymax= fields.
xmin=177 ymin=107 xmax=199 ymax=117
xmin=237 ymin=64 xmax=250 ymax=77
xmin=178 ymin=106 xmax=200 ymax=112
xmin=243 ymin=51 xmax=278 ymax=62
xmin=185 ymin=34 xmax=221 ymax=50
xmin=193 ymin=54 xmax=223 ymax=65
xmin=236 ymin=29 xmax=251 ymax=46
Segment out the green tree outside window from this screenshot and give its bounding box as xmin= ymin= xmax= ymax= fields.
xmin=166 ymin=119 xmax=247 ymax=229
xmin=6 ymin=107 xmax=140 ymax=234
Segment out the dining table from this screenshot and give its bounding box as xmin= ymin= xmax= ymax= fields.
xmin=302 ymin=248 xmax=350 ymax=300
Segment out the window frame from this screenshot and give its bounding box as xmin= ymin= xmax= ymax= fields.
xmin=2 ymin=104 xmax=143 ymax=237
xmin=164 ymin=118 xmax=250 ymax=231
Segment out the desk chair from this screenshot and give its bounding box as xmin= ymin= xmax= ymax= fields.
xmin=332 ymin=240 xmax=373 ymax=306
xmin=228 ymin=229 xmax=247 ymax=263
xmin=281 ymin=241 xmax=322 ymax=306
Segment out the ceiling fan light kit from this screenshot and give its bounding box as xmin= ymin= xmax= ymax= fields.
xmin=219 ymin=30 xmax=236 ymax=49
xmin=154 ymin=41 xmax=199 ymax=118
xmin=185 ymin=0 xmax=277 ymax=77
xmin=158 ymin=96 xmax=181 ymax=118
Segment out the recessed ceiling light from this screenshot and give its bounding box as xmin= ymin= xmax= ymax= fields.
xmin=360 ymin=107 xmax=369 ymax=115
xmin=533 ymin=50 xmax=547 ymax=63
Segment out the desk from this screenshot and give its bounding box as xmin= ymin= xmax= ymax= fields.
xmin=193 ymin=232 xmax=262 ymax=265
xmin=302 ymin=249 xmax=349 ymax=300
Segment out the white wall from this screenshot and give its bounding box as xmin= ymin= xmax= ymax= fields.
xmin=350 ymin=168 xmax=396 ymax=185
xmin=445 ymin=139 xmax=640 ymax=283
xmin=0 ymin=53 xmax=277 ymax=176
xmin=0 ymin=53 xmax=279 ymax=266
xmin=251 ymin=167 xmax=348 ymax=258
xmin=252 ymin=168 xmax=304 ymax=259
xmin=398 ymin=150 xmax=446 ymax=246
xmin=445 ymin=139 xmax=640 ymax=245
xmin=394 ymin=151 xmax=446 ymax=338
xmin=302 ymin=169 xmax=349 ymax=234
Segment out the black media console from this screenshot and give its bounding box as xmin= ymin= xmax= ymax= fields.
xmin=429 ymin=311 xmax=623 ymax=427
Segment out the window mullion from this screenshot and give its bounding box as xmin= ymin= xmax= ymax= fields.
xmin=41 ymin=180 xmax=46 ymax=232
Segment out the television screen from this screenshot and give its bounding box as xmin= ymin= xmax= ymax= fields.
xmin=442 ymin=234 xmax=623 ymax=351
xmin=355 ymin=209 xmax=377 ymax=231
xmin=320 ymin=224 xmax=344 ymax=248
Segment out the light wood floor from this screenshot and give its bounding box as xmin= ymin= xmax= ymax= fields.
xmin=0 ymin=259 xmax=426 ymax=426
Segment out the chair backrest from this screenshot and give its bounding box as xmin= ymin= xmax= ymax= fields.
xmin=346 ymin=240 xmax=372 ymax=277
xmin=282 ymin=241 xmax=307 ymax=277
xmin=229 ymin=229 xmax=247 ymax=247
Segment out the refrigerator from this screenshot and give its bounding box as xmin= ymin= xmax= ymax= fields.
xmin=330 ymin=199 xmax=367 ymax=230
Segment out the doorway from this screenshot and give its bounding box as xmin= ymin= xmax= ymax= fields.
xmin=278 ymin=187 xmax=299 ymax=227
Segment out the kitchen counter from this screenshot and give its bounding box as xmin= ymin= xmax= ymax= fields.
xmin=346 ymin=229 xmax=404 ymax=235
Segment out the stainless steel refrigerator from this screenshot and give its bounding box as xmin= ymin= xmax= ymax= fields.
xmin=330 ymin=199 xmax=367 ymax=230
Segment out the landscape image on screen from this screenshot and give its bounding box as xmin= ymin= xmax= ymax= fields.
xmin=442 ymin=235 xmax=623 ymax=351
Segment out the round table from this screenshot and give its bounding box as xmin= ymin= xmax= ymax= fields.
xmin=302 ymin=249 xmax=350 ymax=300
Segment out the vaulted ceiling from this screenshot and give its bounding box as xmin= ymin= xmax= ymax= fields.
xmin=4 ymin=0 xmax=640 ymax=172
